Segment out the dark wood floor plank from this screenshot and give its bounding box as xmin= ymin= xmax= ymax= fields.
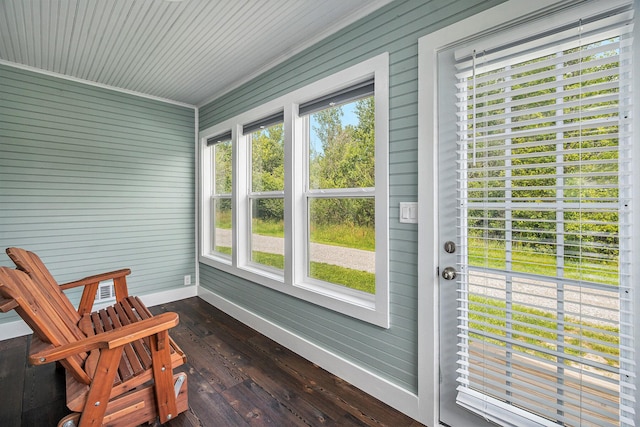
xmin=22 ymin=340 xmax=67 ymax=412
xmin=1 ymin=297 xmax=424 ymax=427
xmin=172 ymin=364 xmax=249 ymax=427
xmin=247 ymin=333 xmax=418 ymax=426
xmin=22 ymin=339 xmax=69 ymax=426
xmin=206 ymin=332 xmax=341 ymax=426
xmin=174 ymin=326 xmax=248 ymax=393
xmin=243 ymin=337 xmax=381 ymax=427
xmin=221 ymin=379 xmax=308 ymax=427
xmin=0 ymin=336 xmax=27 ymax=427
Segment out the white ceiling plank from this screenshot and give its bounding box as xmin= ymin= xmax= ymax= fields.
xmin=97 ymin=1 xmax=147 ymax=85
xmin=81 ymin=0 xmax=117 ymax=81
xmin=132 ymin=0 xmax=212 ymax=95
xmin=67 ymin=0 xmax=91 ymax=77
xmin=60 ymin=0 xmax=80 ymax=74
xmin=39 ymin=0 xmax=50 ymax=69
xmin=26 ymin=0 xmax=41 ymax=69
xmin=12 ymin=0 xmax=28 ymax=64
xmin=0 ymin=0 xmax=394 ymax=105
xmin=125 ymin=2 xmax=196 ymax=94
xmin=50 ymin=0 xmax=66 ymax=72
xmin=0 ymin=1 xmax=16 ymax=61
xmin=108 ymin=0 xmax=158 ymax=88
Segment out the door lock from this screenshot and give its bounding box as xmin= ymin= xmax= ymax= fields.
xmin=441 ymin=266 xmax=457 ymax=280
xmin=444 ymin=241 xmax=456 ymax=254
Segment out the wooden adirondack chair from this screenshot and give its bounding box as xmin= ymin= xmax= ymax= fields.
xmin=0 ymin=248 xmax=188 ymax=427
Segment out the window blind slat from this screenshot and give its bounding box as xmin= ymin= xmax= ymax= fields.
xmin=459 ymin=362 xmax=620 ymax=409
xmin=456 ymin=66 xmax=623 ymax=110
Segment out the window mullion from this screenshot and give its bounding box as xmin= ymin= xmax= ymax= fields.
xmin=285 ymin=103 xmax=303 ymax=286
xmin=234 ymin=124 xmax=247 ymax=268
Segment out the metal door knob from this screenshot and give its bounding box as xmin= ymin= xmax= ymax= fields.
xmin=442 ymin=266 xmax=457 ymax=280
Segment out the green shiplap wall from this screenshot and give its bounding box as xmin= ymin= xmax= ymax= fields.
xmin=199 ymin=0 xmax=502 ymax=392
xmin=0 ymin=64 xmax=195 ymax=324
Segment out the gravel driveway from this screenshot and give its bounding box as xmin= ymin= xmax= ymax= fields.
xmin=215 ymin=229 xmax=375 ymax=273
xmin=215 ymin=229 xmax=617 ymax=323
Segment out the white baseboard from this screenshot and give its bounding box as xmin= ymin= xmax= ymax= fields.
xmin=197 ymin=287 xmax=420 ymax=421
xmin=0 ymin=285 xmax=198 ymax=341
xmin=0 ymin=319 xmax=32 ymax=341
xmin=138 ymin=285 xmax=198 ymax=309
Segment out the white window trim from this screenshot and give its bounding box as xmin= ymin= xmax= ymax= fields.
xmin=200 ymin=53 xmax=389 ymax=327
xmin=416 ymin=0 xmax=640 ymax=425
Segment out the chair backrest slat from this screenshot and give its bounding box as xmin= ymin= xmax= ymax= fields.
xmin=7 ymin=248 xmax=82 ymax=329
xmin=0 ymin=265 xmax=89 ymax=382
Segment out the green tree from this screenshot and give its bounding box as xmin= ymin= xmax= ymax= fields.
xmin=309 ymin=97 xmax=375 ymax=228
xmin=252 ymin=124 xmax=284 ymax=220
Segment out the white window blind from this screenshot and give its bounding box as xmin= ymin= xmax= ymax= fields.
xmin=454 ymin=3 xmax=634 ymax=426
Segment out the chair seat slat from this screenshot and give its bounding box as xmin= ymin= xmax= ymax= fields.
xmin=115 ymin=299 xmax=153 ymax=369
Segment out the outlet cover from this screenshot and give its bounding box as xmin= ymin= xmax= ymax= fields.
xmin=184 ymin=275 xmax=191 ymax=286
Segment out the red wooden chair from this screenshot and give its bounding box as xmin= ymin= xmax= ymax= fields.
xmin=0 ymin=248 xmax=188 ymax=426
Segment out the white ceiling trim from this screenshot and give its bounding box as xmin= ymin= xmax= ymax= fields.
xmin=0 ymin=59 xmax=197 ymax=109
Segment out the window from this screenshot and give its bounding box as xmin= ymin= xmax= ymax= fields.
xmin=207 ymin=132 xmax=233 ymax=258
xmin=302 ymin=85 xmax=376 ymax=293
xmin=245 ymin=114 xmax=285 ymax=272
xmin=200 ymin=54 xmax=389 ymax=326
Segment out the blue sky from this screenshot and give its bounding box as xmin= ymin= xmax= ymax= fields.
xmin=309 ymin=101 xmax=359 ymax=155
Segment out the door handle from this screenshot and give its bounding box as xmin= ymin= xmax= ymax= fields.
xmin=441 ymin=266 xmax=457 ymax=280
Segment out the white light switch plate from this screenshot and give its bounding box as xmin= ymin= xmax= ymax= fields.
xmin=399 ymin=202 xmax=418 ymax=224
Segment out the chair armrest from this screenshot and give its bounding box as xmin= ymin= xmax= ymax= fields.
xmin=29 ymin=312 xmax=179 ymax=365
xmin=59 ymin=269 xmax=131 ymax=290
xmin=60 ymin=269 xmax=132 ymax=315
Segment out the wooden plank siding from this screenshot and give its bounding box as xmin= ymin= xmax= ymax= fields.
xmin=198 ymin=0 xmax=503 ymax=394
xmin=0 ymin=64 xmax=196 ymax=324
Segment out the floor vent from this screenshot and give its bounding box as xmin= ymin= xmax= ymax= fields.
xmin=96 ymin=280 xmax=115 ymax=302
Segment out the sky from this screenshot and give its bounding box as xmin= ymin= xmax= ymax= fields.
xmin=309 ymin=101 xmax=359 ymax=155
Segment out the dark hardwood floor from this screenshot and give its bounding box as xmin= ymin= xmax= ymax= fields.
xmin=0 ymin=297 xmax=423 ymax=427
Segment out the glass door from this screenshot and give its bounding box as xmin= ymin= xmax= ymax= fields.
xmin=437 ymin=10 xmax=634 ymax=426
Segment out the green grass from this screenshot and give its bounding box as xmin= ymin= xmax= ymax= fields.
xmin=250 ymin=250 xmax=374 ymax=294
xmin=214 ymin=214 xmax=286 ymax=238
xmin=214 ymin=210 xmax=232 ymax=229
xmin=469 ymin=295 xmax=619 ymax=366
xmin=309 ymin=262 xmax=375 ymax=293
xmin=252 ymin=219 xmax=285 ymax=237
xmin=310 ymin=223 xmax=374 ymax=251
xmin=468 ymin=238 xmax=619 ymax=286
xmin=217 ymin=216 xmax=374 ymax=252
xmin=214 ymin=246 xmax=231 ymax=255
xmin=213 ymin=246 xmax=374 ymax=293
xmin=252 ymin=251 xmax=285 ymax=269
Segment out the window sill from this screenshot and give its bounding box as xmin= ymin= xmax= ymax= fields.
xmin=199 ymin=254 xmax=388 ymax=328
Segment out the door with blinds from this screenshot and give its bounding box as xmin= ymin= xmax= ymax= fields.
xmin=437 ymin=2 xmax=635 ymax=426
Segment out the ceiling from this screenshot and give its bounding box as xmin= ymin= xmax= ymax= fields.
xmin=0 ymin=0 xmax=393 ymax=106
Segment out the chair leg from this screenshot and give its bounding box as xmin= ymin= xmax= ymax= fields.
xmin=150 ymin=330 xmax=178 ymax=423
xmin=78 ymin=347 xmax=123 ymax=427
